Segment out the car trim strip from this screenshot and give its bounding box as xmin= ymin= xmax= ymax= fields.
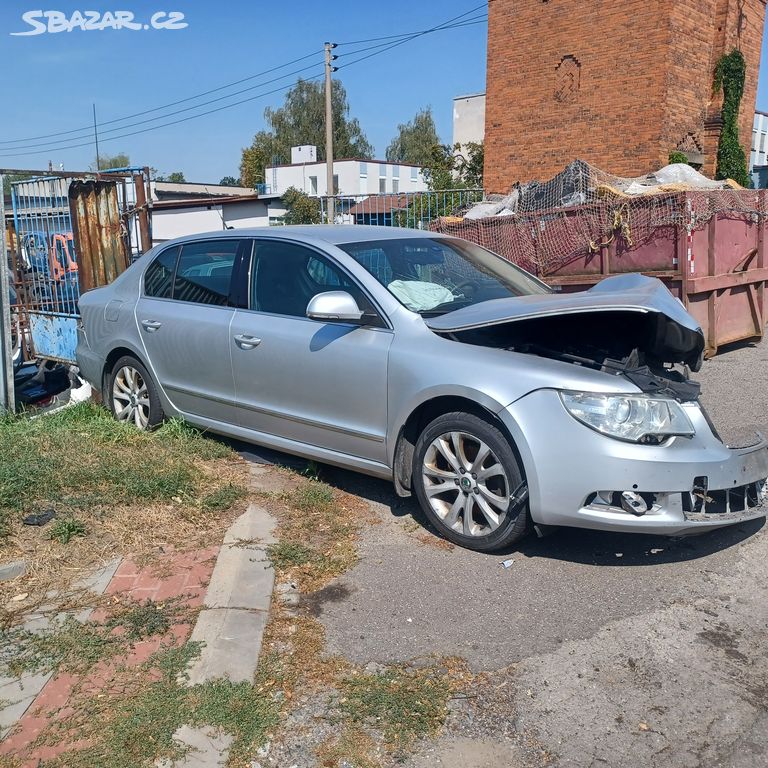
xmin=163 ymin=383 xmax=386 ymax=443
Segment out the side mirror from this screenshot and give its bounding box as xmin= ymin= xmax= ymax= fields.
xmin=306 ymin=291 xmax=365 ymax=323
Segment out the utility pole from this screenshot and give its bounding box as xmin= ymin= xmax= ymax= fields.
xmin=324 ymin=42 xmax=337 ymax=223
xmin=92 ymin=103 xmax=101 ymax=171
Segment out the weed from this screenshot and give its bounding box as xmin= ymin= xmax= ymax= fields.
xmin=266 ymin=541 xmax=315 ymax=569
xmin=49 ymin=517 xmax=86 ymax=545
xmin=290 ymin=480 xmax=335 ymax=512
xmin=316 ymin=725 xmax=380 ymax=768
xmin=339 ymin=667 xmax=452 ymax=751
xmin=301 ymin=460 xmax=322 ymax=481
xmin=201 ymin=483 xmax=247 ymax=513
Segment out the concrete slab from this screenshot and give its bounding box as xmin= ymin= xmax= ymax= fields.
xmin=185 ymin=608 xmax=268 ymax=685
xmin=203 ymin=544 xmax=273 ymax=613
xmin=223 ymin=503 xmax=277 ymax=547
xmin=169 ymin=725 xmax=232 ymax=767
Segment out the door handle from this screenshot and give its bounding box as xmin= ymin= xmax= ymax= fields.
xmin=234 ymin=334 xmax=261 ymax=349
xmin=141 ymin=319 xmax=162 ymax=332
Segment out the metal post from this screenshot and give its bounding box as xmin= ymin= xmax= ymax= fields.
xmin=0 ymin=174 xmax=15 ymax=412
xmin=134 ymin=169 xmax=151 ymax=254
xmin=324 ymin=42 xmax=337 ymax=223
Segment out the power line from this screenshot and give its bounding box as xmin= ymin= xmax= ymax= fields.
xmin=3 ymin=60 xmax=324 ymax=152
xmin=336 ymin=3 xmax=487 ymax=45
xmin=338 ymin=17 xmax=487 ymax=59
xmin=0 ymin=74 xmax=325 ymax=158
xmin=0 ymin=49 xmax=323 ymax=146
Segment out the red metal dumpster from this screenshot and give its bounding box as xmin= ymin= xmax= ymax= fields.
xmin=433 ymin=190 xmax=768 ymax=357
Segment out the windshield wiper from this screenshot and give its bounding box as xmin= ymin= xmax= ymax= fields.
xmin=419 ymin=298 xmax=474 ymax=316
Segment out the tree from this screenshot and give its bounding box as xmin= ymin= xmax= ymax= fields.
xmin=422 ymin=142 xmax=484 ymax=190
xmin=280 ymin=187 xmax=322 ymax=225
xmin=91 ymin=152 xmax=130 ymax=171
xmin=219 ymin=176 xmax=239 ymax=186
xmin=239 ymin=78 xmax=373 ymax=187
xmin=385 ymin=107 xmax=441 ymax=167
xmin=166 ymin=171 xmax=186 ymax=183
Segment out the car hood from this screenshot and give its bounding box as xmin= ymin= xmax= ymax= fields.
xmin=425 ymin=273 xmax=705 ymax=368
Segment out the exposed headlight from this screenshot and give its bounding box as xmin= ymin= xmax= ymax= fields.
xmin=559 ymin=391 xmax=695 ymax=443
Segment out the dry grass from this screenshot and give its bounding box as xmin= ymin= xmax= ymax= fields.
xmin=262 ymin=477 xmax=376 ymax=592
xmin=0 ymin=404 xmax=249 ymax=622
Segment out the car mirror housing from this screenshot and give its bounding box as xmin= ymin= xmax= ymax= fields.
xmin=306 ymin=291 xmax=365 ymax=323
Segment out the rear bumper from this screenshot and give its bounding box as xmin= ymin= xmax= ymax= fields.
xmin=500 ymin=389 xmax=768 ymax=535
xmin=74 ymin=329 xmax=103 ymax=397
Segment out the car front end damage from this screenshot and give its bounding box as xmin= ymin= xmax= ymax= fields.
xmin=500 ymin=388 xmax=768 ymax=535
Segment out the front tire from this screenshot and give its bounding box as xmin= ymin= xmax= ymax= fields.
xmin=108 ymin=355 xmax=164 ymax=430
xmin=413 ymin=412 xmax=529 ymax=552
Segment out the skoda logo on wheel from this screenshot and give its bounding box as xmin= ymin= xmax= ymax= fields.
xmin=461 ymin=476 xmax=472 ymax=491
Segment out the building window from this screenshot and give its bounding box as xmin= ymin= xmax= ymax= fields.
xmin=379 ymin=178 xmax=387 ymax=194
xmin=333 ymin=174 xmax=339 ymax=194
xmin=410 ymin=166 xmax=418 ymax=181
xmin=379 ymin=165 xmax=387 ymax=178
xmin=392 ymin=165 xmax=400 ymax=179
xmin=309 ymin=176 xmax=318 ymax=195
xmin=360 ymin=161 xmax=368 ymax=177
xmin=392 ymin=179 xmax=399 ymax=194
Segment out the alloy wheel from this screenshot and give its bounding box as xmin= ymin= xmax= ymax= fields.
xmin=421 ymin=431 xmax=511 ymax=537
xmin=112 ymin=365 xmax=151 ymax=429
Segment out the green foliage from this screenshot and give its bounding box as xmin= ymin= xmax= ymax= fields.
xmin=266 ymin=540 xmax=314 ymax=569
xmin=668 ymin=150 xmax=691 ymax=166
xmin=422 ymin=141 xmax=484 ymax=191
xmin=153 ymin=170 xmax=186 ymax=183
xmin=385 ymin=107 xmax=441 ymax=167
xmin=91 ymin=152 xmax=130 ymax=171
xmin=713 ymin=49 xmax=750 ymax=187
xmin=49 ymin=517 xmax=86 ymax=545
xmin=2 ymin=173 xmax=34 ymax=196
xmin=219 ymin=175 xmax=239 ymax=186
xmin=201 ymin=483 xmax=246 ymax=513
xmin=240 ymin=78 xmax=373 ymax=186
xmin=339 ymin=667 xmax=452 ymax=750
xmin=281 ymin=186 xmax=322 ymax=224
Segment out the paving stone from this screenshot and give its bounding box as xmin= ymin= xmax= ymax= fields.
xmin=185 ymin=609 xmax=268 ymax=685
xmin=0 ymin=560 xmax=27 ymax=582
xmin=203 ymin=544 xmax=273 ymax=613
xmin=72 ymin=557 xmax=121 ymax=594
xmin=168 ymin=725 xmax=233 ymax=767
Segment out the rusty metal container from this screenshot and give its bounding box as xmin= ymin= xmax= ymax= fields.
xmin=433 ymin=190 xmax=768 ymax=357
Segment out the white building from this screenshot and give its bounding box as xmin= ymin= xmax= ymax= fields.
xmin=453 ymin=92 xmax=486 ymax=148
xmin=265 ymin=147 xmax=428 ymax=198
xmin=751 ymin=111 xmax=768 ymax=169
xmin=149 ymin=181 xmax=285 ymax=244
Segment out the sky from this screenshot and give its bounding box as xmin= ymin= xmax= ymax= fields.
xmin=0 ymin=1 xmax=767 ymax=183
xmin=0 ymin=1 xmax=488 ymax=181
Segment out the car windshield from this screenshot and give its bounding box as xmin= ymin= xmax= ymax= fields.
xmin=337 ymin=236 xmax=550 ymax=316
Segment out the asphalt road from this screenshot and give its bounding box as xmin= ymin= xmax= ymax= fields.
xmin=302 ymin=340 xmax=768 ymax=767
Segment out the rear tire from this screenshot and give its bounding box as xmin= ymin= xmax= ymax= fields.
xmin=108 ymin=355 xmax=164 ymax=430
xmin=413 ymin=411 xmax=529 ymax=552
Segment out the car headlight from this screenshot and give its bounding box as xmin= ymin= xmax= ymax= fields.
xmin=559 ymin=391 xmax=695 ymax=443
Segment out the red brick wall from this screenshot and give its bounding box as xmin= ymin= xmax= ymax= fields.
xmin=484 ymin=0 xmax=767 ymax=192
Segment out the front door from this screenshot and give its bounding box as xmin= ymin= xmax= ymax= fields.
xmin=229 ymin=239 xmax=392 ymax=464
xmin=136 ymin=238 xmax=243 ymax=423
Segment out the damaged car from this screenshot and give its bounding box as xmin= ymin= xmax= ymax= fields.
xmin=76 ymin=227 xmax=768 ymax=551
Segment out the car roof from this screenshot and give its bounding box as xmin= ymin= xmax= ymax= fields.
xmin=158 ymin=225 xmax=452 ymax=248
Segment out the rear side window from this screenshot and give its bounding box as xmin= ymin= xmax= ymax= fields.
xmin=173 ymin=240 xmax=239 ymax=306
xmin=144 ymin=245 xmax=178 ymax=299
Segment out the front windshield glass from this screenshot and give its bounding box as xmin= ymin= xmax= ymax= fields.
xmin=337 ymin=236 xmax=550 ymax=316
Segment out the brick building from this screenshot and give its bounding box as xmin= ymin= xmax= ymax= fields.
xmin=484 ymin=0 xmax=767 ymax=193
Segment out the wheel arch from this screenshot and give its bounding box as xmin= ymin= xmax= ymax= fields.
xmin=391 ymin=393 xmax=526 ymax=498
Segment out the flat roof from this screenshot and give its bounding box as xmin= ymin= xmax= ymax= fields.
xmin=453 ymin=92 xmax=486 ymax=101
xmin=265 ymin=158 xmax=423 ymax=170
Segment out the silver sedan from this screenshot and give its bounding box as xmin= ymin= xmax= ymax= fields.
xmin=76 ymin=226 xmax=768 ymax=551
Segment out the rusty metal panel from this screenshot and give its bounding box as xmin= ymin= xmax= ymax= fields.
xmin=69 ymin=179 xmax=130 ymax=294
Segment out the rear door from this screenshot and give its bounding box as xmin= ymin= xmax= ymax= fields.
xmin=229 ymin=238 xmax=392 ymax=464
xmin=135 ymin=238 xmax=245 ymax=423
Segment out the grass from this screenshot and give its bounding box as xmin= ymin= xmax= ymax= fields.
xmin=1 ymin=599 xmax=185 ymax=678
xmin=264 ymin=477 xmax=373 ymax=591
xmin=0 ymin=404 xmax=236 ymax=533
xmin=0 ymin=403 xmax=249 ymax=613
xmin=339 ymin=667 xmax=453 ymax=752
xmin=49 ymin=517 xmax=86 ymax=544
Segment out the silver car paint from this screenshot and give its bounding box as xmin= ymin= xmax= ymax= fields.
xmin=76 ymin=226 xmax=768 ymax=535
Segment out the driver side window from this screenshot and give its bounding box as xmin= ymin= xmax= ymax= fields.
xmin=249 ymin=240 xmax=376 ymax=320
